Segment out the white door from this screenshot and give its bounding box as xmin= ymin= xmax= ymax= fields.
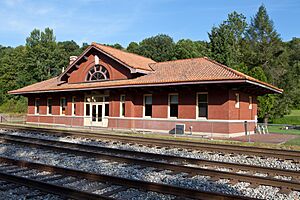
xmin=91 ymin=103 xmax=103 ymax=126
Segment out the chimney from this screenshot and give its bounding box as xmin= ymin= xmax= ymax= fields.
xmin=69 ymin=56 xmax=78 ymax=65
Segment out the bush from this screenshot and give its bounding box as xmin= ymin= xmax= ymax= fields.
xmin=0 ymin=98 xmax=27 ymax=113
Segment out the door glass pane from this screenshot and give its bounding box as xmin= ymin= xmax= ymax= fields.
xmin=92 ymin=105 xmax=96 ymax=121
xmin=98 ymin=105 xmax=102 ymax=121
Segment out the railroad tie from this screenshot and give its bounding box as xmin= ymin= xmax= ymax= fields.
xmin=248 ymin=182 xmax=259 ymax=189
xmin=229 ymin=179 xmax=239 ymax=185
xmin=279 ymin=186 xmax=292 ymax=195
xmin=101 ymin=186 xmax=128 ymax=197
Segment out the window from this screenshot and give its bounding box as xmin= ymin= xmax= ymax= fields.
xmin=47 ymin=98 xmax=52 ymax=115
xmin=60 ymin=97 xmax=67 ymax=115
xmin=72 ymin=96 xmax=76 ymax=116
xmin=105 ymin=104 xmax=109 ymax=116
xmin=144 ymin=95 xmax=152 ymax=117
xmin=86 ymin=65 xmax=109 ymax=81
xmin=249 ymin=96 xmax=253 ymax=110
xmin=120 ymin=95 xmax=125 ymax=117
xmin=169 ymin=94 xmax=178 ymax=118
xmin=86 ymin=104 xmax=90 ymax=116
xmin=197 ymin=93 xmax=208 ymax=118
xmin=35 ymin=98 xmax=40 ymax=114
xmin=235 ymin=93 xmax=240 ymax=108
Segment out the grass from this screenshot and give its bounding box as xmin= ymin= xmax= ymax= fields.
xmin=284 ymin=137 xmax=300 ymax=146
xmin=268 ymin=125 xmax=300 ymax=135
xmin=272 ymin=110 xmax=300 ymax=125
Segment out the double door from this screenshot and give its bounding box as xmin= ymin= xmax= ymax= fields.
xmin=84 ymin=95 xmax=109 ymax=127
xmin=91 ymin=103 xmax=104 ymax=126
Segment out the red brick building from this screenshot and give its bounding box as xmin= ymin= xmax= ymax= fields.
xmin=9 ymin=43 xmax=282 ymax=137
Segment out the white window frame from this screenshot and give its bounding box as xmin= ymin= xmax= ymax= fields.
xmin=72 ymin=96 xmax=76 ymax=116
xmin=35 ymin=98 xmax=40 ymax=115
xmin=143 ymin=94 xmax=152 ymax=118
xmin=47 ymin=98 xmax=52 ymax=115
xmin=249 ymin=96 xmax=253 ymax=110
xmin=168 ymin=93 xmax=178 ymax=119
xmin=120 ymin=94 xmax=125 ymax=117
xmin=235 ymin=93 xmax=240 ymax=109
xmin=196 ymin=92 xmax=208 ymax=119
xmin=60 ymin=97 xmax=67 ymax=116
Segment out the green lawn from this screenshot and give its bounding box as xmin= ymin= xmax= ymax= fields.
xmin=272 ymin=110 xmax=300 ymax=125
xmin=268 ymin=125 xmax=300 ymax=135
xmin=284 ymin=137 xmax=300 ymax=146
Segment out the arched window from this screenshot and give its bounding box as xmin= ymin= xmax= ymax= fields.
xmin=86 ymin=65 xmax=110 ymax=81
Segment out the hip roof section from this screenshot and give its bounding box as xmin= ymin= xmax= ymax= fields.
xmin=9 ymin=52 xmax=283 ymax=95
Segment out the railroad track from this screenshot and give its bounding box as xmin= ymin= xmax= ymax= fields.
xmin=1 ymin=124 xmax=300 ymax=162
xmin=0 ymin=132 xmax=299 ymax=198
xmin=0 ymin=178 xmax=64 ymax=199
xmin=0 ymin=156 xmax=254 ymax=200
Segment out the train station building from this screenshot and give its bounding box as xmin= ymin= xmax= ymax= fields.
xmin=9 ymin=43 xmax=282 ymax=137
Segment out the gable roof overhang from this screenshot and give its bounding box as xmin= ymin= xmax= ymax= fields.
xmin=59 ymin=44 xmax=153 ymax=82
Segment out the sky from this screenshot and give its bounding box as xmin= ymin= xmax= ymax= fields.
xmin=0 ymin=0 xmax=299 ymax=47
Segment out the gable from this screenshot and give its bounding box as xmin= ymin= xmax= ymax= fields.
xmin=59 ymin=43 xmax=155 ymax=83
xmin=67 ymin=48 xmax=135 ymax=83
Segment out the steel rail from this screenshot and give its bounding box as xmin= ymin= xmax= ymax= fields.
xmin=0 ymin=168 xmax=113 ymax=200
xmin=0 ymin=156 xmax=254 ymax=200
xmin=0 ymin=134 xmax=299 ymax=194
xmin=0 ymin=133 xmax=299 ymax=181
xmin=1 ymin=124 xmax=299 ymax=161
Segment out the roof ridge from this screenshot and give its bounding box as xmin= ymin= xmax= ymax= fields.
xmin=92 ymin=42 xmax=156 ymax=62
xmin=153 ymin=57 xmax=204 ymax=65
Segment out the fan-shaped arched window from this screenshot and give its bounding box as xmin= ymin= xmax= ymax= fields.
xmin=86 ymin=65 xmax=110 ymax=81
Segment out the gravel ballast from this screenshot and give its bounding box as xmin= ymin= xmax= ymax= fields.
xmin=0 ymin=139 xmax=298 ymax=199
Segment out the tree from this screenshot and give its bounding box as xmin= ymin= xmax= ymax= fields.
xmin=24 ymin=28 xmax=69 ymax=82
xmin=127 ymin=42 xmax=139 ymax=54
xmin=209 ymin=11 xmax=247 ymax=67
xmin=244 ymin=5 xmax=287 ymax=84
xmin=107 ymin=43 xmax=123 ymax=50
xmin=58 ymin=40 xmax=80 ymax=56
xmin=174 ymin=39 xmax=210 ymax=59
xmin=130 ymin=34 xmax=175 ymax=62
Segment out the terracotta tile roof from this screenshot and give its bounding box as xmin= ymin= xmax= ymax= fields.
xmin=91 ymin=42 xmax=155 ymax=71
xmin=9 ymin=57 xmax=282 ymax=95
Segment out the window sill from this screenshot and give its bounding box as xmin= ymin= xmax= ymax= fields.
xmin=196 ymin=117 xmax=208 ymax=120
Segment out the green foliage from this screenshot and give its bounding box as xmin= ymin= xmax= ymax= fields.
xmin=244 ymin=5 xmax=288 ymax=85
xmin=271 ymin=110 xmax=300 ymax=126
xmin=127 ymin=34 xmax=175 ymax=62
xmin=209 ymin=11 xmax=247 ymax=66
xmin=0 ymin=97 xmax=27 ymax=113
xmin=0 ymin=28 xmax=85 ymax=113
xmin=106 ymin=43 xmax=124 ymax=50
xmin=174 ymin=39 xmax=210 ymax=59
